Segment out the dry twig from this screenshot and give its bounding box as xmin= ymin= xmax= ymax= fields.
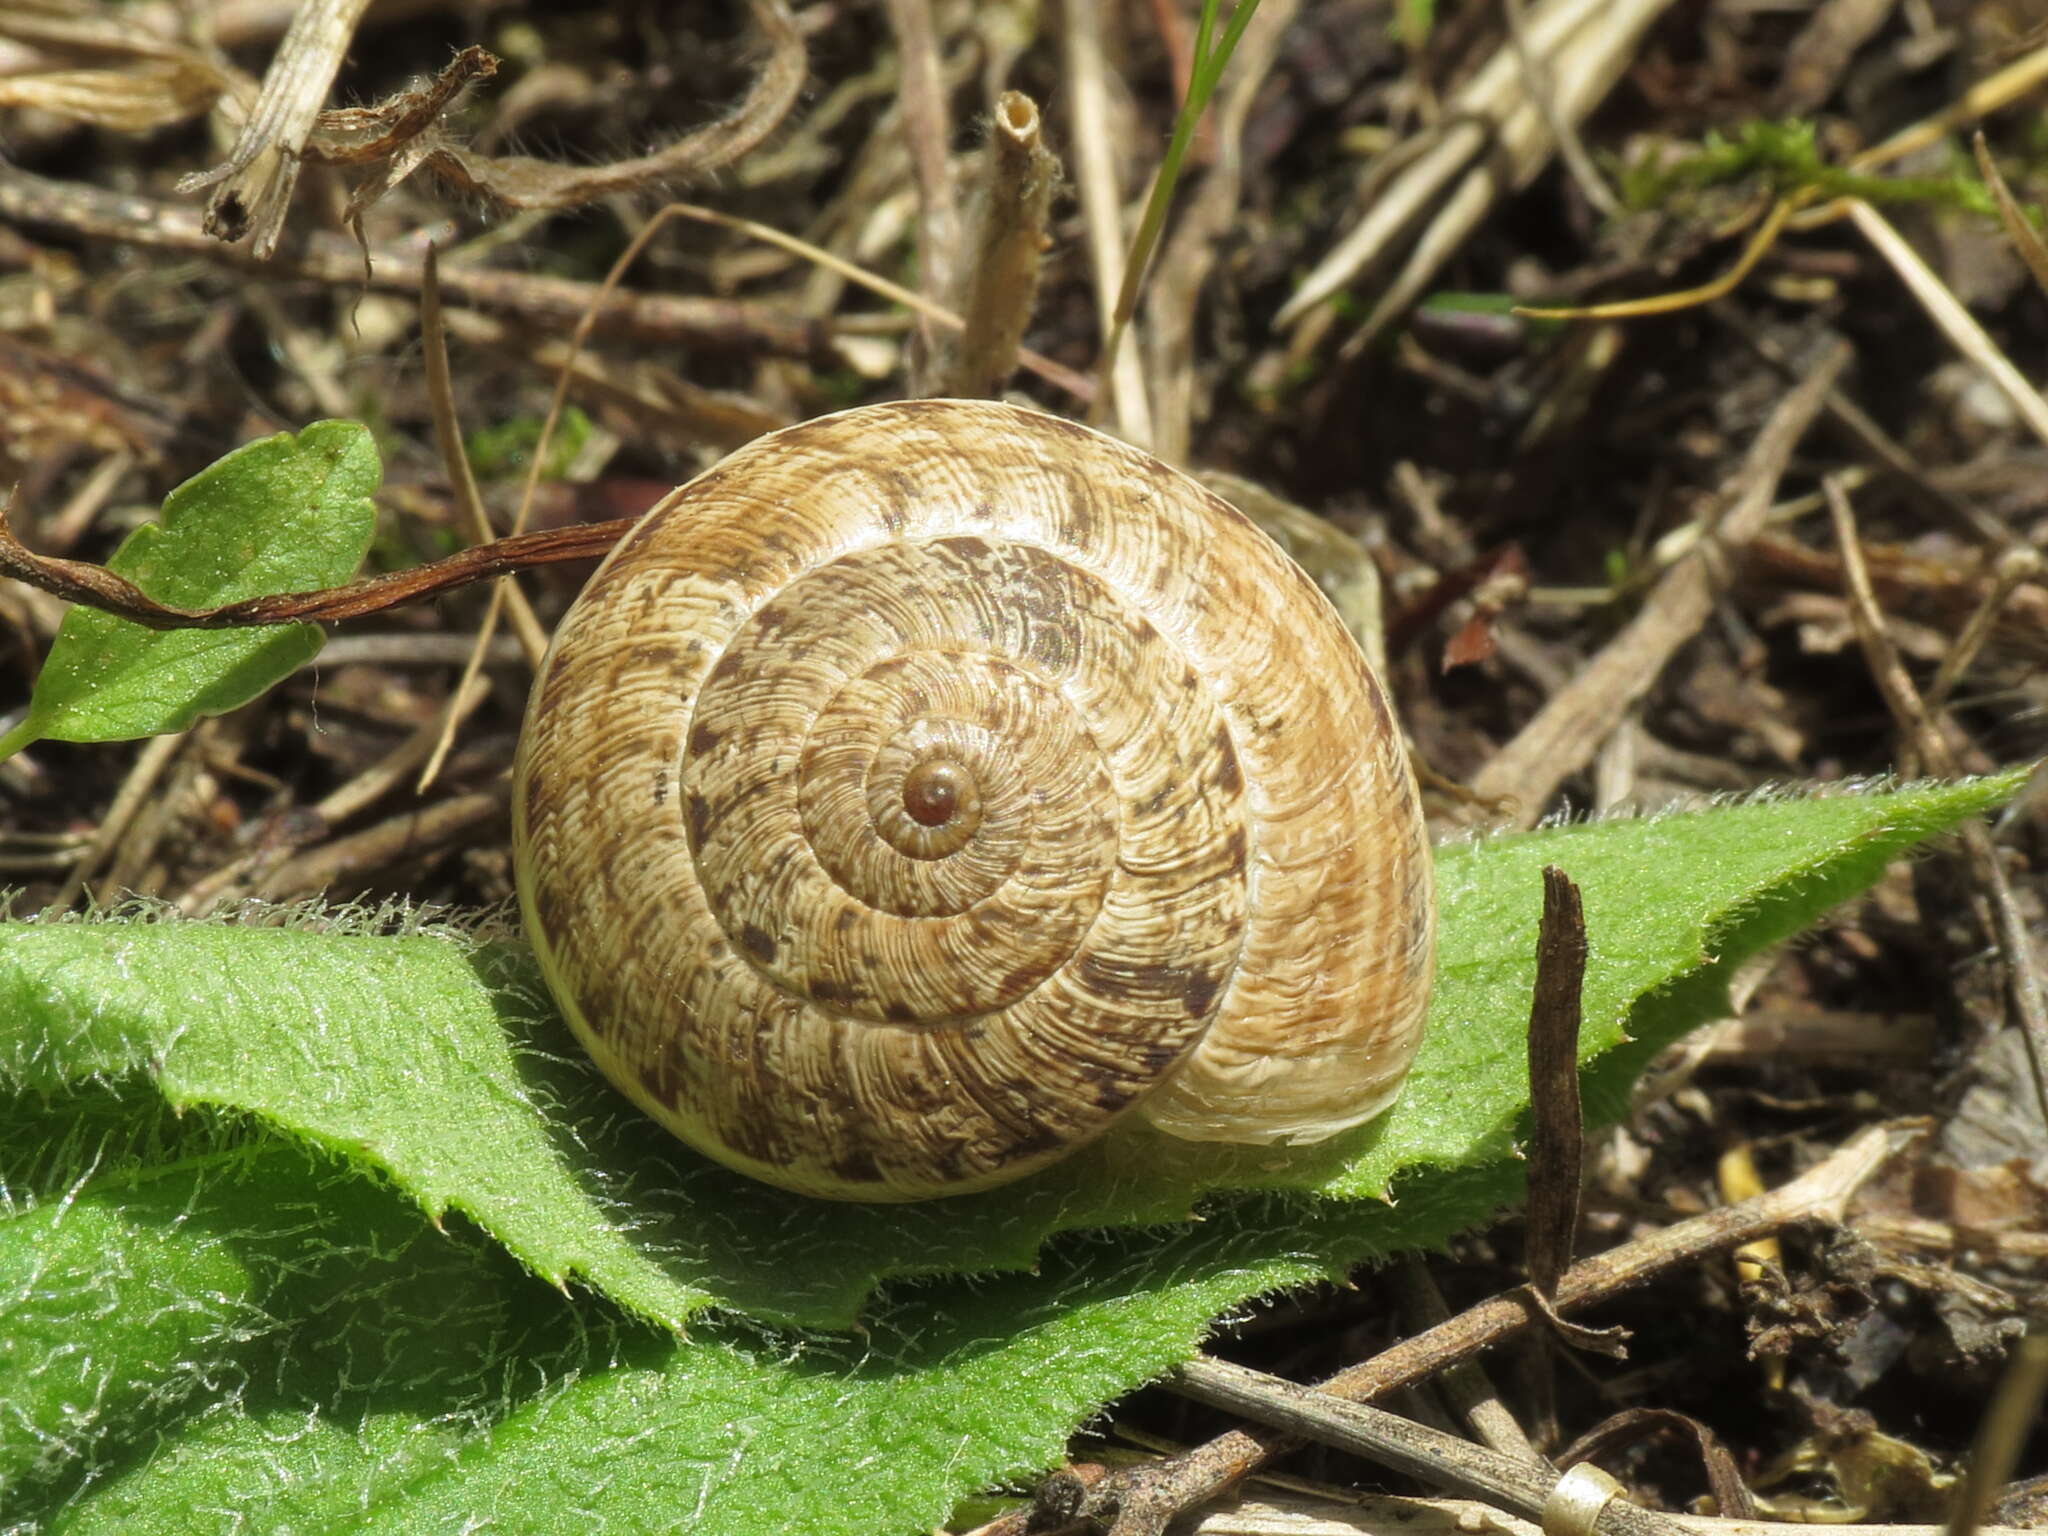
xmin=178 ymin=0 xmax=372 ymax=255
xmin=1065 ymin=0 xmax=1154 ymax=444
xmin=946 ymin=91 xmax=1060 ymax=400
xmin=0 ymin=162 xmax=836 ymax=356
xmin=1171 ymin=1358 xmax=1691 ymax=1536
xmin=1468 ymin=341 xmax=1848 ymax=822
xmin=1823 ymin=479 xmax=2048 ymax=1137
xmin=982 ymin=1122 xmax=1918 ymax=1536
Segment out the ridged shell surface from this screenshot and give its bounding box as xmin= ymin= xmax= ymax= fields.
xmin=512 ymin=400 xmax=1433 ymax=1200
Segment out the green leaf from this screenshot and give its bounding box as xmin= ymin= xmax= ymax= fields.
xmin=0 ymin=773 xmax=2019 ymax=1337
xmin=0 ymin=773 xmax=2024 ymax=1533
xmin=464 ymin=404 xmax=593 ymax=480
xmin=7 ymin=1102 xmax=1487 ymax=1536
xmin=0 ymin=422 xmax=380 ymax=758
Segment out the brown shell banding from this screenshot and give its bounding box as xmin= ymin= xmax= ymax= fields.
xmin=512 ymin=400 xmax=1434 ymax=1201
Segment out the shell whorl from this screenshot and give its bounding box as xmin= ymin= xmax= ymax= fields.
xmin=512 ymin=400 xmax=1433 ymax=1201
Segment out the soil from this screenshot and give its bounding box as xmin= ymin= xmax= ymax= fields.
xmin=0 ymin=0 xmax=2043 ymax=1529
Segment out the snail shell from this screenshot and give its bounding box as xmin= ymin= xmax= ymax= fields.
xmin=512 ymin=400 xmax=1433 ymax=1201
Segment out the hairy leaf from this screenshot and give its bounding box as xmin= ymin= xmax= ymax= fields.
xmin=0 ymin=773 xmax=2018 ymax=1334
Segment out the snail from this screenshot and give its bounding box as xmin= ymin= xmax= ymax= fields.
xmin=511 ymin=399 xmax=1434 ymax=1201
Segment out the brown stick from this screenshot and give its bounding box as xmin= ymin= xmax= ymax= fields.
xmin=1469 ymin=341 xmax=1848 ymax=823
xmin=0 ymin=163 xmax=833 ymax=358
xmin=946 ymin=92 xmax=1060 ymax=400
xmin=1525 ymin=867 xmax=1589 ymax=1300
xmin=1171 ymin=1358 xmax=1689 ymax=1536
xmin=984 ymin=1121 xmax=1919 ymax=1536
xmin=1824 ymin=478 xmax=2048 ymax=1143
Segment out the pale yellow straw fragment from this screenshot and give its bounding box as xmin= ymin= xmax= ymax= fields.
xmin=1846 ymin=198 xmax=2048 ymax=451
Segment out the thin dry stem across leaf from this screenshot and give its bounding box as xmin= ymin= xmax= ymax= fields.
xmin=420 ymin=245 xmax=548 ymax=666
xmin=0 ymin=502 xmax=636 ymax=630
xmin=416 ymin=242 xmax=544 ymax=793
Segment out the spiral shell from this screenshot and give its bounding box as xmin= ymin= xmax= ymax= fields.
xmin=512 ymin=400 xmax=1433 ymax=1201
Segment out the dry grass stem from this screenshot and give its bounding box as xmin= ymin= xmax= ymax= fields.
xmin=0 ymin=162 xmax=834 ymax=355
xmin=1845 ymin=200 xmax=2048 ymax=451
xmin=179 ymin=667 xmax=494 ymax=916
xmin=1516 ymin=200 xmax=1792 ymax=324
xmin=420 ymin=248 xmax=548 ymax=665
xmin=648 ymin=200 xmax=1093 ymax=402
xmin=325 ymin=674 xmax=493 ymax=828
xmin=1468 ymin=342 xmax=1847 ymax=823
xmin=1393 ymin=1261 xmax=1549 ymax=1467
xmin=1501 ymin=0 xmax=1618 ymax=218
xmin=1826 ymin=479 xmax=2048 ymax=1129
xmin=441 ymin=309 xmax=794 ymax=449
xmin=1824 ymin=478 xmax=1960 ymax=777
xmin=1713 ymin=305 xmax=2015 ymax=550
xmin=1843 ymin=42 xmax=2048 ymax=175
xmin=416 ymin=243 xmax=545 ymax=792
xmin=52 ymin=729 xmax=184 ymax=908
xmin=1971 ymin=133 xmax=2048 ymax=302
xmin=1175 ymin=1493 xmax=2037 ymax=1536
xmin=1926 ymin=548 xmax=2045 ymax=713
xmin=1943 ymin=1330 xmax=2048 ymax=1536
xmin=982 ymin=1122 xmax=1914 ymax=1536
xmin=1172 ymin=1357 xmax=1693 ymax=1536
xmin=254 ymin=784 xmax=509 ymax=902
xmin=1145 ymin=0 xmax=1298 ymax=464
xmin=312 ymin=634 xmax=526 ymax=670
xmin=177 ymin=0 xmax=373 ymax=256
xmin=1338 ymin=0 xmax=1676 ymax=351
xmin=946 ymin=90 xmax=1060 ymax=400
xmin=1065 ymin=0 xmax=1154 ymax=443
xmin=1276 ymin=0 xmax=1616 ymax=327
xmin=881 ymin=0 xmax=959 ymax=390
